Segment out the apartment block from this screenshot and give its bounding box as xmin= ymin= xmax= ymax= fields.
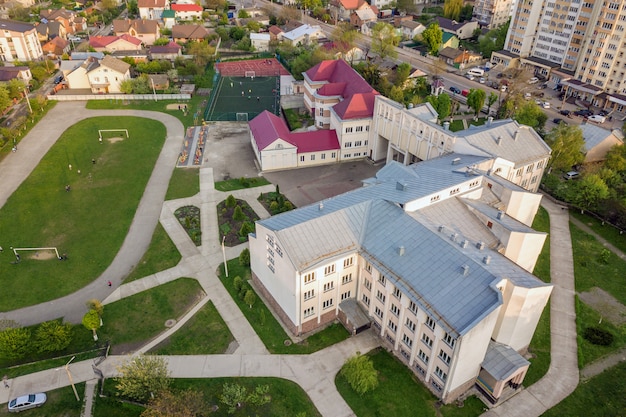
xmin=473 ymin=0 xmax=515 ymax=29
xmin=0 ymin=19 xmax=43 ymax=62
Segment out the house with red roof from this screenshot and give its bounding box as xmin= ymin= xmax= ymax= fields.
xmin=42 ymin=36 xmax=70 ymax=58
xmin=170 ymin=3 xmax=203 ymax=20
xmin=89 ymin=34 xmax=143 ymax=53
xmin=330 ymin=0 xmax=374 ymax=22
xmin=113 ymin=18 xmax=160 ymax=46
xmin=249 ymin=111 xmax=341 ymax=171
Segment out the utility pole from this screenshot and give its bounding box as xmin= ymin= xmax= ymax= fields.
xmin=65 ymin=356 xmax=80 ymax=402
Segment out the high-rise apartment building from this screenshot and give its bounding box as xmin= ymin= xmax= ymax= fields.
xmin=473 ymin=0 xmax=515 ymax=29
xmin=493 ymin=0 xmax=626 ymax=113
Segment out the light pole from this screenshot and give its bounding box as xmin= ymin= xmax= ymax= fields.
xmin=65 ymin=356 xmax=80 ymax=402
xmin=222 ymin=235 xmax=229 ymax=277
xmin=23 ymin=88 xmax=32 ymax=114
xmin=150 ymin=78 xmax=157 ymax=102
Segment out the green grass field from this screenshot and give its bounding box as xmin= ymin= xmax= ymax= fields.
xmin=123 ymin=223 xmax=181 ymax=283
xmin=0 ymin=117 xmax=166 ymax=311
xmin=205 ymin=76 xmax=278 ymax=121
xmin=0 ymin=383 xmax=86 ymax=417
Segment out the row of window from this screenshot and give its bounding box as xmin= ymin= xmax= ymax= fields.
xmin=304 ymin=258 xmax=354 ymax=284
xmin=344 ymin=125 xmax=369 ymax=133
xmin=300 ymin=152 xmax=337 ymax=162
xmin=344 ymin=140 xmax=367 ymax=148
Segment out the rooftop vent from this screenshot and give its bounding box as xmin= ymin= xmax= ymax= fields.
xmin=318 ymin=202 xmax=324 ymax=211
xmin=398 ymin=246 xmax=405 ymax=256
xmin=452 ymin=157 xmax=461 ymax=165
xmin=496 ymin=136 xmax=502 ymax=145
xmin=443 ymin=121 xmax=450 ymax=131
xmin=460 ymin=239 xmax=469 ymax=249
xmin=487 ymin=169 xmax=492 ymax=176
xmin=497 ymin=210 xmax=504 ymax=220
xmin=396 ymin=181 xmax=407 ymax=191
xmin=514 ymin=130 xmax=520 ymax=141
xmin=476 ymin=241 xmax=485 ymax=250
xmin=462 ymin=264 xmax=470 ymax=276
xmin=487 ymin=116 xmax=493 ymax=126
xmin=483 ymin=255 xmax=492 ymax=265
xmin=450 ymin=232 xmax=458 ymax=242
xmin=438 ymin=225 xmax=445 ymax=233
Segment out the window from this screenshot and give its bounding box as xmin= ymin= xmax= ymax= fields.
xmin=311 ymin=155 xmax=315 ymax=161
xmin=364 ymin=278 xmax=371 ymax=290
xmin=393 ymin=288 xmax=402 ymax=300
xmin=426 ymin=317 xmax=436 ymax=330
xmin=418 ymin=349 xmax=429 ymax=364
xmin=344 ymin=141 xmax=352 ymax=148
xmin=443 ymin=332 xmax=456 ymax=348
xmin=341 ymin=291 xmax=351 ymax=300
xmin=402 ymin=333 xmax=413 ymax=348
xmin=362 ymin=294 xmax=370 ymax=306
xmin=421 ymin=333 xmax=433 ymax=348
xmin=374 ymin=306 xmax=383 ymax=318
xmin=355 ymin=140 xmax=362 ymax=146
xmin=344 ymin=257 xmax=353 ymax=268
xmin=319 ymin=108 xmax=323 ymax=116
xmin=300 ymin=155 xmax=305 ymax=162
xmin=275 ymin=245 xmax=283 ymax=257
xmin=324 ymin=265 xmax=335 ymax=275
xmin=304 ymin=289 xmax=315 ymax=300
xmin=344 ymin=153 xmax=351 ymax=158
xmin=321 ymin=153 xmax=325 ymax=160
xmin=388 ymin=320 xmax=397 ymax=333
xmin=439 ymin=350 xmax=451 ymax=365
xmin=342 ymin=274 xmax=352 ymax=285
xmin=365 ymin=262 xmax=372 ymax=273
xmin=390 ymin=303 xmax=400 ymax=316
xmin=345 ymin=127 xmax=353 ymax=133
xmin=405 ymin=317 xmax=416 ymax=332
xmin=322 ymin=298 xmax=334 ymax=309
xmin=304 ymin=307 xmax=315 ymax=317
xmin=323 ymin=282 xmax=334 ymax=292
xmin=376 ymin=290 xmax=386 ymax=303
xmin=435 ymin=366 xmax=447 ymax=382
xmin=304 ymin=272 xmax=315 ymax=284
xmin=409 ymin=301 xmax=418 ymax=315
xmin=356 ymin=126 xmax=363 ymax=132
xmin=331 ymin=152 xmax=336 ymax=158
xmin=378 ymin=275 xmax=386 ymax=285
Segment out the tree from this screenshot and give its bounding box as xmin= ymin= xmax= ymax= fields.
xmin=141 ymin=389 xmax=206 ymax=417
xmin=86 ymin=299 xmax=104 ymax=317
xmin=101 ymin=0 xmax=118 ymax=12
xmin=233 ymin=276 xmax=243 ymax=292
xmin=0 ymin=85 xmax=11 ymax=113
xmin=443 ymin=0 xmax=463 ymax=20
xmin=239 ymin=248 xmax=250 ymax=266
xmin=477 ymin=20 xmax=509 ymax=57
xmin=7 ymin=79 xmax=26 ymax=100
xmin=340 ymin=353 xmax=379 ymax=395
xmin=544 ymin=124 xmax=585 ymax=172
xmin=571 ymin=174 xmax=610 ymax=211
xmin=225 ymin=194 xmax=237 ymax=208
xmin=394 ymin=62 xmax=411 ymax=87
xmin=486 ymin=92 xmax=498 ymax=115
xmin=0 ymin=327 xmax=31 ymax=359
xmin=427 ymin=93 xmax=452 ymax=121
xmin=35 ymin=320 xmax=72 ymax=353
xmin=82 ymin=309 xmax=101 ymax=341
xmin=514 ymin=101 xmax=548 ymax=130
xmin=204 ymin=0 xmax=226 ymax=11
xmin=237 ymin=9 xmax=250 ymax=18
xmin=186 ymin=40 xmax=216 ymax=67
xmin=220 ymin=382 xmax=248 ymax=414
xmin=421 ymin=23 xmax=443 ymax=55
xmin=244 ymin=290 xmax=256 ymax=308
xmin=397 ymin=0 xmax=417 ymax=13
xmin=233 ymin=205 xmax=245 ymax=221
xmin=239 ymin=221 xmax=254 ymax=237
xmin=119 ymin=79 xmax=134 ymax=94
xmin=371 ymin=22 xmax=400 ymax=60
xmin=116 ymin=355 xmax=171 ymax=403
xmin=389 ymin=85 xmax=405 ymax=103
xmin=460 ymin=4 xmax=474 ymax=22
xmin=466 ymin=88 xmax=487 ymax=117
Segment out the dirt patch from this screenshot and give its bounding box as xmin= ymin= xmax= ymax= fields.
xmin=166 ymin=103 xmax=187 ymax=110
xmin=579 ymin=287 xmax=626 ymax=326
xmin=28 ymin=250 xmax=58 ymax=260
xmin=107 ymin=137 xmax=124 ymax=143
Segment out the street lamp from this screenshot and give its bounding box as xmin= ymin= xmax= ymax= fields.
xmin=222 ymin=236 xmax=229 ymax=277
xmin=23 ymin=88 xmax=32 ymax=114
xmin=65 ymin=356 xmax=80 ymax=402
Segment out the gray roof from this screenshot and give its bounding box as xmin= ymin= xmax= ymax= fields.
xmin=259 ymin=155 xmax=549 ymax=336
xmin=0 ymin=19 xmax=36 ymax=33
xmin=579 ymin=123 xmax=624 ymax=152
xmin=71 ymin=52 xmax=104 ymax=60
xmin=482 ymin=340 xmax=529 ymax=380
xmin=462 ymin=199 xmax=539 ymax=234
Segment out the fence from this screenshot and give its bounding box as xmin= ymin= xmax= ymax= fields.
xmin=47 ymin=93 xmax=192 ymax=101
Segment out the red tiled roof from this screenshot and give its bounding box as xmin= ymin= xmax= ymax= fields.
xmin=318 ymin=82 xmax=346 ymax=96
xmin=304 ymin=59 xmax=379 ymax=120
xmin=249 ymin=111 xmax=340 ymax=153
xmin=89 ymin=36 xmax=118 ymax=47
xmin=339 ymin=0 xmax=365 ymax=10
xmin=171 ymin=3 xmax=203 ymax=11
xmin=138 ymin=0 xmax=168 ymax=8
xmin=269 ymin=25 xmax=283 ymax=35
xmin=118 ymin=33 xmax=142 ymax=45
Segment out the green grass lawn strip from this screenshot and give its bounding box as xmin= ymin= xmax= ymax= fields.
xmin=569 ymin=221 xmax=626 ymax=304
xmin=123 ymin=222 xmax=181 ymax=283
xmin=531 ymin=206 xmax=551 ymax=283
xmin=0 ymin=383 xmax=85 ymax=417
xmin=165 ymin=167 xmax=200 ymax=200
xmin=0 ymin=117 xmax=166 ymax=311
xmin=151 ymin=300 xmax=234 ymax=355
xmin=214 ymin=176 xmax=270 ymax=192
xmin=101 ymin=278 xmax=204 ymax=350
xmin=524 ymin=300 xmax=551 ymax=385
xmin=220 ymin=260 xmax=349 ymax=354
xmin=569 ymin=210 xmax=626 ymax=254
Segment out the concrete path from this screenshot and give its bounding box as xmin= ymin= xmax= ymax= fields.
xmin=483 ymin=198 xmax=579 ymax=417
xmin=80 ymin=380 xmax=97 ymax=417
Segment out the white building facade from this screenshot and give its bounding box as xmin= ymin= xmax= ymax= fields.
xmin=0 ymin=19 xmax=43 ymax=62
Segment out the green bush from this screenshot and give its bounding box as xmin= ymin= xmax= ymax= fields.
xmin=583 ymin=327 xmax=614 ymax=346
xmin=239 ymin=221 xmax=254 ymax=237
xmin=233 ymin=276 xmax=243 ymax=292
xmin=269 ymin=201 xmax=279 ymax=213
xmin=239 ymin=248 xmax=250 ymax=266
xmin=233 ymin=205 xmax=246 ymax=221
xmin=35 ymin=320 xmax=72 ymax=353
xmin=0 ymin=327 xmax=32 ymax=359
xmin=599 ymin=249 xmax=611 ymax=264
xmin=340 ymin=353 xmax=379 ymax=395
xmin=225 ymin=195 xmax=237 ymax=208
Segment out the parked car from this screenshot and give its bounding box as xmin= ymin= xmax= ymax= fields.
xmin=538 ymin=83 xmax=548 ymax=89
xmin=500 ymin=85 xmax=507 ymax=92
xmin=528 ymin=77 xmax=539 ymax=84
xmin=496 ymin=72 xmax=504 ymax=78
xmin=574 ymin=109 xmax=593 ymax=117
xmin=8 ymin=393 xmax=47 ymax=413
xmin=449 ymin=86 xmax=461 ymax=94
xmin=553 ymin=118 xmax=566 ymax=125
xmin=559 ymin=109 xmax=571 ymax=116
xmin=479 ymin=77 xmax=486 ymax=84
xmin=53 ymin=75 xmax=64 ymax=85
xmin=465 ymin=73 xmax=475 ymax=80
xmin=588 ymin=114 xmax=606 ymax=123
xmin=599 ymin=109 xmax=609 ymax=116
xmin=68 ymin=36 xmax=82 ymax=42
xmin=542 ymin=101 xmax=551 ymax=109
xmin=461 ymin=89 xmax=469 ymax=97
xmin=524 ymin=93 xmax=532 ymax=100
xmin=563 ymin=171 xmax=580 ymax=180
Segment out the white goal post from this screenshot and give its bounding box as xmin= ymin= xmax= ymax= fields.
xmin=12 ymin=247 xmax=61 ymax=259
xmin=98 ymin=129 xmax=129 ymax=140
xmin=245 ymin=71 xmax=256 ymax=78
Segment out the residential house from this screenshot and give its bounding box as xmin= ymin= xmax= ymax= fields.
xmin=171 ymin=24 xmax=210 ymax=42
xmin=435 ymin=17 xmax=479 ymax=40
xmin=360 ymin=21 xmax=377 ymax=37
xmin=138 ymin=0 xmax=170 ymax=20
xmin=66 ymin=55 xmax=131 ymax=93
xmin=399 ymin=20 xmax=425 ymax=40
xmin=250 ymin=33 xmax=270 ymax=52
xmin=282 ymin=24 xmax=325 ymax=46
xmin=439 ymin=47 xmax=480 ymax=67
xmin=40 ymin=8 xmax=80 ymax=34
xmin=171 ymin=2 xmax=203 ymax=20
xmin=579 ymin=123 xmax=624 ymax=163
xmin=350 ymin=8 xmax=377 ymax=28
xmin=330 ymin=0 xmax=374 ymax=22
xmin=89 ymin=34 xmax=143 ymax=53
xmin=161 ymin=9 xmax=176 ymax=29
xmin=113 ymin=19 xmax=160 ymax=46
xmin=0 ymin=65 xmax=32 ymax=83
xmin=149 ymin=42 xmax=182 ymax=60
xmin=0 ymin=19 xmax=44 ymax=61
xmin=42 ymin=36 xmax=70 ymax=58
xmin=249 ymin=152 xmax=551 ymax=404
xmin=268 ymin=25 xmax=283 ymax=41
xmin=322 ymin=41 xmax=365 ymax=64
xmin=147 ymin=73 xmax=169 ymax=90
xmin=441 ymin=32 xmax=459 ymax=50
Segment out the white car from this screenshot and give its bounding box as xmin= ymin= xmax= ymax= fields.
xmin=528 ymin=77 xmax=539 ymax=84
xmin=479 ymin=77 xmax=486 ymax=84
xmin=465 ymin=73 xmax=475 ymax=80
xmin=588 ymin=114 xmax=606 ymax=123
xmin=68 ymin=36 xmax=82 ymax=42
xmin=8 ymin=393 xmax=47 ymax=413
xmin=542 ymin=102 xmax=551 ymax=109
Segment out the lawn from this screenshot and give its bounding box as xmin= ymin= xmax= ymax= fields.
xmin=220 ymin=260 xmax=349 ymax=354
xmin=335 ymin=348 xmax=485 ymax=417
xmin=0 ymin=117 xmax=166 ymax=311
xmin=150 ymin=300 xmax=234 ymax=355
xmin=165 ymin=167 xmax=200 ymax=200
xmin=0 ymin=100 xmax=57 ymax=161
xmin=524 ymin=301 xmax=551 ymax=386
xmin=123 ymin=222 xmax=181 ymax=283
xmin=569 ymin=222 xmax=626 ymax=304
xmin=101 ymin=278 xmax=205 ymax=353
xmin=214 ymin=176 xmax=270 ymax=192
xmin=532 ymin=206 xmax=551 ymax=282
xmin=0 ymin=383 xmax=85 ymax=417
xmin=542 ymin=361 xmax=626 ymax=417
xmin=569 ymin=210 xmax=626 ymax=254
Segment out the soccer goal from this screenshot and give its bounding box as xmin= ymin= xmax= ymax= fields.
xmin=236 ymin=113 xmax=249 ymax=121
xmin=245 ymin=71 xmax=256 ymax=79
xmin=98 ymin=129 xmax=129 ymax=142
xmin=12 ymin=246 xmax=61 ymax=260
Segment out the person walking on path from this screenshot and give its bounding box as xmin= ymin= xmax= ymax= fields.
xmin=3 ymin=375 xmax=8 ymax=388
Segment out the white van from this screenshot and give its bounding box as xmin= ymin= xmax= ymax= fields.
xmin=467 ymin=68 xmax=485 ymax=77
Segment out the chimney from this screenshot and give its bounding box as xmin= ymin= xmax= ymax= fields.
xmin=483 ymin=255 xmax=491 ymax=265
xmin=438 ymin=225 xmax=445 ymax=233
xmin=318 ymin=202 xmax=324 ymax=211
xmin=487 ymin=116 xmax=493 ymax=125
xmin=443 ymin=121 xmax=450 ymax=130
xmin=460 ymin=239 xmax=469 ymax=248
xmin=514 ymin=130 xmax=520 ymax=141
xmin=497 ymin=210 xmax=504 ymax=220
xmin=496 ymin=136 xmax=502 ymax=145
xmin=461 ymin=264 xmax=470 ymax=276
xmin=476 ymin=241 xmax=485 ymax=250
xmin=398 ymin=246 xmax=405 ymax=256
xmin=396 ymin=181 xmax=407 ymax=191
xmin=450 ymin=232 xmax=458 ymax=242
